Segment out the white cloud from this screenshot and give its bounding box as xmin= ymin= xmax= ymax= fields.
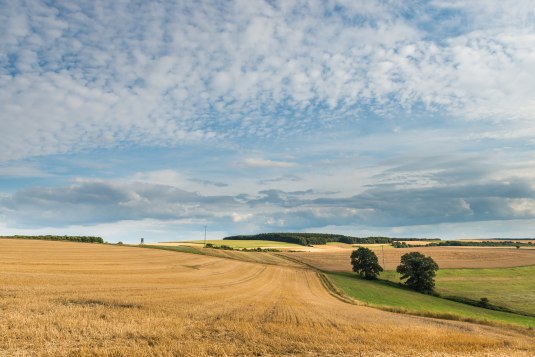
xmin=241 ymin=158 xmax=296 ymax=168
xmin=231 ymin=212 xmax=253 ymax=222
xmin=0 ymin=164 xmax=51 ymax=178
xmin=1 ymin=1 xmax=535 ymax=239
xmin=1 ymin=1 xmax=534 ymax=162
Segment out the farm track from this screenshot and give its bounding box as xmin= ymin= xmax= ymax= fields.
xmin=0 ymin=239 xmax=534 ymax=356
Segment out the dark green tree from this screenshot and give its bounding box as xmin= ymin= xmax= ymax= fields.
xmin=350 ymin=247 xmax=383 ymax=279
xmin=396 ymin=252 xmax=439 ymax=293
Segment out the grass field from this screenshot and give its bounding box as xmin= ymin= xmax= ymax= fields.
xmin=279 ymin=245 xmax=535 ymax=271
xmin=435 ymin=266 xmax=534 ymax=315
xmin=327 ymin=272 xmax=535 ymax=328
xmin=1 ymin=239 xmax=534 ymax=356
xmin=378 ymin=266 xmax=535 ymax=316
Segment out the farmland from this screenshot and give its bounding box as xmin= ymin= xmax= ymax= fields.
xmin=379 ymin=267 xmax=535 ymax=316
xmin=1 ymin=238 xmax=534 ymax=356
xmin=146 ymin=243 xmax=304 ymax=267
xmin=433 ymin=266 xmax=535 ymax=315
xmin=328 ymin=272 xmax=535 ymax=328
xmin=175 ymin=239 xmax=302 ymax=249
xmin=278 ymin=245 xmax=535 ymax=271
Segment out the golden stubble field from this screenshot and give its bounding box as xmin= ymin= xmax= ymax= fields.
xmin=278 ymin=245 xmax=535 ymax=272
xmin=1 ymin=239 xmax=534 ymax=356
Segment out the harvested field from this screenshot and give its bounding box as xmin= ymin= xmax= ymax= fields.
xmin=278 ymin=246 xmax=535 ymax=271
xmin=180 ymin=239 xmax=302 ymax=248
xmin=148 ymin=243 xmax=305 ymax=267
xmin=1 ymin=239 xmax=534 ymax=356
xmin=461 ymin=239 xmax=535 ymax=244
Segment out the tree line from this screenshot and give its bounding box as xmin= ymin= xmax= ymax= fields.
xmin=0 ymin=235 xmax=104 ymax=243
xmin=224 ymin=233 xmax=440 ymax=246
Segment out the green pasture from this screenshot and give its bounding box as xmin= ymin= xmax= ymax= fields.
xmin=436 ymin=266 xmax=535 ymax=315
xmin=328 ymin=272 xmax=535 ymax=328
xmin=380 ymin=266 xmax=535 ymax=316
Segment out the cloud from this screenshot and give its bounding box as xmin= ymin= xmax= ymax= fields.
xmin=2 ymin=170 xmax=535 ymax=233
xmin=1 ymin=1 xmax=534 ymax=162
xmin=0 ymin=164 xmax=52 ymax=178
xmin=1 ymin=1 xmax=535 ymax=239
xmin=231 ymin=212 xmax=253 ymax=222
xmin=0 ymin=180 xmax=236 ymax=227
xmin=189 ymin=178 xmax=228 ymax=187
xmin=241 ymin=158 xmax=297 ymax=168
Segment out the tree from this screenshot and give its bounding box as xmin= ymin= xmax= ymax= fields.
xmin=396 ymin=252 xmax=438 ymax=293
xmin=350 ymin=247 xmax=383 ymax=279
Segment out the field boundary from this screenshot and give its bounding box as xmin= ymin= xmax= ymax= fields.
xmin=317 ymin=272 xmax=359 ymax=305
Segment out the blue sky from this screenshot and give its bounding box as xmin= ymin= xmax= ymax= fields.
xmin=1 ymin=0 xmax=535 ymax=243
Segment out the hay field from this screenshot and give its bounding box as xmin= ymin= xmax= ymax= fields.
xmin=279 ymin=246 xmax=535 ymax=271
xmin=1 ymin=239 xmax=534 ymax=356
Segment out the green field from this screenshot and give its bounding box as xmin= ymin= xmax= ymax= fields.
xmin=181 ymin=239 xmax=301 ymax=248
xmin=328 ymin=272 xmax=535 ymax=328
xmin=437 ymin=266 xmax=535 ymax=315
xmin=380 ymin=266 xmax=535 ymax=316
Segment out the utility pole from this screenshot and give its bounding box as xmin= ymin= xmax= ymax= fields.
xmin=204 ymin=225 xmax=207 ymax=245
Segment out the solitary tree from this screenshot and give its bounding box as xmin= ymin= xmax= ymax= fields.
xmin=396 ymin=252 xmax=439 ymax=294
xmin=351 ymin=247 xmax=383 ymax=279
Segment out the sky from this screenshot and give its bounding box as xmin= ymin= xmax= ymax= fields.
xmin=1 ymin=0 xmax=535 ymax=243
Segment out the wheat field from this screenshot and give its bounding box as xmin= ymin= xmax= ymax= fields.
xmin=1 ymin=239 xmax=534 ymax=356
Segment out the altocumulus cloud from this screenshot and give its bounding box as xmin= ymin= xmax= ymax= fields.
xmin=1 ymin=0 xmax=535 ymax=161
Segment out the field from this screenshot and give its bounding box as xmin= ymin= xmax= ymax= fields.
xmin=145 ymin=244 xmax=304 ymax=267
xmin=328 ymin=272 xmax=535 ymax=328
xmin=379 ymin=267 xmax=535 ymax=316
xmin=279 ymin=245 xmax=535 ymax=271
xmin=177 ymin=239 xmax=302 ymax=248
xmin=435 ymin=266 xmax=534 ymax=315
xmin=461 ymin=239 xmax=535 ymax=244
xmin=1 ymin=239 xmax=534 ymax=356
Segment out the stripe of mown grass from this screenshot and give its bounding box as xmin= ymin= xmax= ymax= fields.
xmin=327 ymin=271 xmax=535 ymax=329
